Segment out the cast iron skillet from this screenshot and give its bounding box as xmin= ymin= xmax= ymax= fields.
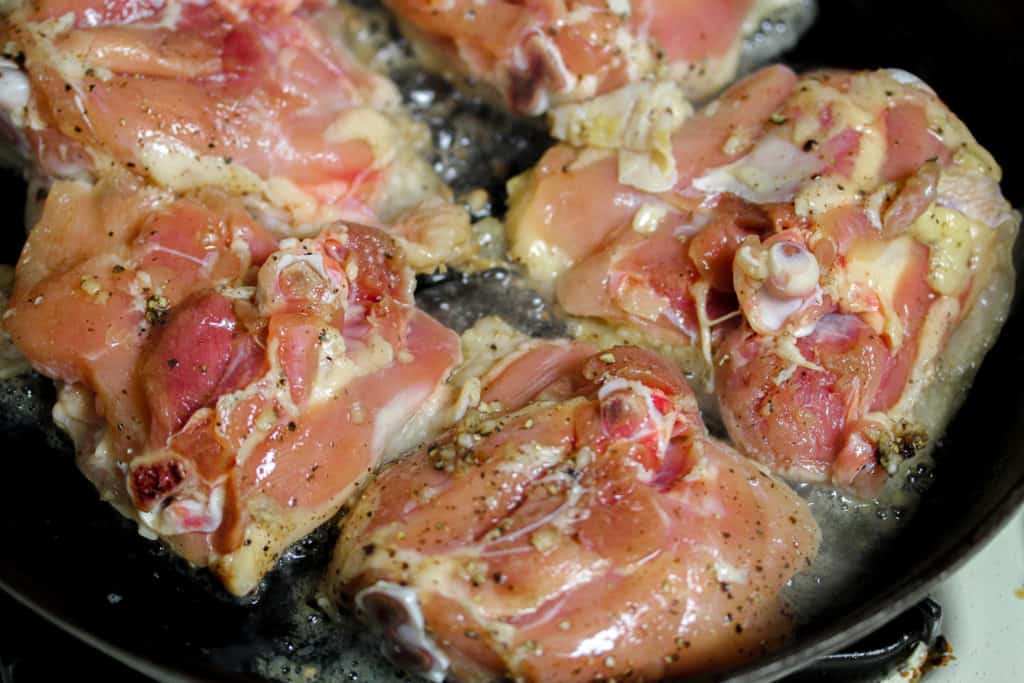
xmin=1 ymin=1 xmax=1023 ymax=681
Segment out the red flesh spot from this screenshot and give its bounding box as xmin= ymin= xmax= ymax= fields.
xmin=142 ymin=292 xmax=265 ymax=445
xmin=130 ymin=457 xmax=188 ymax=510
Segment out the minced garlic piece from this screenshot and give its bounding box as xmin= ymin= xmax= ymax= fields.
xmin=530 ymin=528 xmax=559 ymax=552
xmin=79 ymin=274 xmax=102 ymax=296
xmin=631 ymin=203 xmax=669 ymax=234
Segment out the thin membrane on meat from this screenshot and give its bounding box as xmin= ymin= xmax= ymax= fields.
xmin=506 ymin=65 xmax=1019 ymax=495
xmin=326 ymin=318 xmax=820 ymax=683
xmin=0 ymin=0 xmax=474 ymax=269
xmin=380 ymin=0 xmax=816 ymax=114
xmin=2 ymin=174 xmax=462 ymax=594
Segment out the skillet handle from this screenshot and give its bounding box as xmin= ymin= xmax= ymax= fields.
xmin=783 ymin=599 xmax=943 ymax=682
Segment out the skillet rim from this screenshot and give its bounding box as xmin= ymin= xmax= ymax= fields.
xmin=3 ymin=1 xmax=1024 ymax=680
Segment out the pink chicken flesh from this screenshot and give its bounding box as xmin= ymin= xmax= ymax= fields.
xmin=2 ymin=174 xmax=462 ymax=594
xmin=327 ymin=333 xmax=820 ymax=683
xmin=382 ymin=0 xmax=811 ymax=115
xmin=0 ymin=0 xmax=449 ymax=230
xmin=507 ymin=65 xmax=1017 ymax=495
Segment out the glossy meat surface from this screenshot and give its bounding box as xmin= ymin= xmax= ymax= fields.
xmin=384 ymin=0 xmax=812 ymax=114
xmin=3 ymin=176 xmax=462 ymax=594
xmin=327 ymin=321 xmax=819 ymax=682
xmin=506 ymin=65 xmax=1018 ymax=493
xmin=0 ymin=0 xmax=460 ymax=238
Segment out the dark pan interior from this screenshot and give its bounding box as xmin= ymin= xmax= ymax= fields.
xmin=2 ymin=1 xmax=1024 ymax=682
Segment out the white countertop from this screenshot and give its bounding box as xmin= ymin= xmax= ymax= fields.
xmin=924 ymin=508 xmax=1024 ymax=681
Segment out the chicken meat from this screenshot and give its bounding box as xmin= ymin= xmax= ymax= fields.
xmin=326 ymin=318 xmax=819 ymax=682
xmin=506 ymin=65 xmax=1018 ymax=493
xmin=3 ymin=173 xmax=462 ymax=594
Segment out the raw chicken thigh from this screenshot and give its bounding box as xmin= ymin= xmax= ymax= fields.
xmin=506 ymin=65 xmax=1018 ymax=493
xmin=0 ymin=0 xmax=472 ymax=266
xmin=3 ymin=174 xmax=461 ymax=594
xmin=326 ymin=318 xmax=819 ymax=682
xmin=381 ymin=0 xmax=815 ymax=114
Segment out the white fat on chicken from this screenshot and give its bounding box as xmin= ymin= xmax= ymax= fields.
xmin=887 ymin=296 xmax=960 ymax=422
xmin=0 ymin=57 xmax=30 ymax=129
xmin=136 ymin=140 xmax=356 ymax=229
xmin=883 ymin=68 xmax=934 ymax=93
xmin=693 ymin=135 xmax=820 ymax=203
xmin=834 ymin=235 xmax=918 ymax=350
xmin=324 ymin=107 xmax=401 ymax=169
xmin=449 ymin=317 xmax=528 ymax=401
xmin=514 ymin=237 xmax=572 ymax=291
xmin=372 ymin=381 xmax=450 ymax=462
xmin=496 ymin=441 xmax=567 ymax=476
xmin=20 ymin=13 xmax=113 ymax=90
xmin=794 ymin=174 xmax=864 ymax=218
xmin=936 ymin=163 xmax=1014 ymax=229
xmin=910 ymin=205 xmax=988 ymax=297
xmin=388 ymin=198 xmax=474 ymax=271
xmin=52 ymin=383 xmax=128 ymax=510
xmin=549 ymin=80 xmax=692 ymax=193
xmin=312 ymin=328 xmax=395 ymax=405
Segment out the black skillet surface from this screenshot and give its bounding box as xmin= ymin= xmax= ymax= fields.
xmin=2 ymin=1 xmax=1024 ymax=682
